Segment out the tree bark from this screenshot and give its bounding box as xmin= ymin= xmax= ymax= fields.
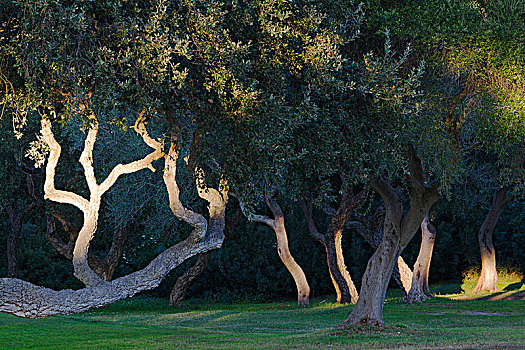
xmin=407 ymin=213 xmax=436 ymax=303
xmin=0 ymin=114 xmax=228 ymax=318
xmin=170 ymin=252 xmax=210 ymax=306
xmin=346 ymin=206 xmax=413 ymax=296
xmin=472 ymin=186 xmax=514 ymax=293
xmin=240 ymin=187 xmax=311 ymax=306
xmin=340 ymin=148 xmax=440 ymax=327
xmin=301 ymin=179 xmax=365 ymax=304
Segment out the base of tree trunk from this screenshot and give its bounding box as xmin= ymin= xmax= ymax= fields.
xmin=406 ymin=286 xmax=432 ymax=303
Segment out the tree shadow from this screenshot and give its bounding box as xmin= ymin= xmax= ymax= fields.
xmin=503 ymin=277 xmax=524 ymax=292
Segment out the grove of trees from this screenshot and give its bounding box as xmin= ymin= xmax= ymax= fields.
xmin=0 ymin=0 xmax=524 ymax=328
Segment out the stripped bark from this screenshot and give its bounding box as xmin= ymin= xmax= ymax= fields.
xmin=0 ymin=113 xmax=228 ymax=318
xmin=340 ymin=147 xmax=440 ymax=327
xmin=240 ymin=186 xmax=310 ymax=306
xmin=473 ymin=186 xmax=516 ymax=293
xmin=301 ymin=177 xmax=365 ymax=304
xmin=407 ymin=212 xmax=436 ymax=303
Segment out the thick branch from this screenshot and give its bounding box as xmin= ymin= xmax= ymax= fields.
xmin=300 ymin=197 xmax=325 ymax=244
xmin=41 ymin=118 xmax=89 ymax=213
xmin=78 ymin=114 xmax=99 ymax=194
xmin=369 ymin=177 xmax=402 ymax=222
xmin=98 ymin=118 xmax=164 ymax=194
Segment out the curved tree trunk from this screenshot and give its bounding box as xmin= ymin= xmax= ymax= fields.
xmin=325 ymin=228 xmax=358 ymax=304
xmin=168 ymin=208 xmax=243 ymax=306
xmin=273 ymin=215 xmax=310 ymax=306
xmin=340 ymin=148 xmax=440 ymax=327
xmin=302 ymin=181 xmax=365 ymax=305
xmin=473 ymin=186 xmax=513 ymax=293
xmin=240 ymin=187 xmax=311 ymax=306
xmin=0 ymin=114 xmax=228 ymax=318
xmin=407 ymin=213 xmax=436 ymax=303
xmin=170 ymin=252 xmax=210 ymax=306
xmin=0 ymin=230 xmax=224 ymax=318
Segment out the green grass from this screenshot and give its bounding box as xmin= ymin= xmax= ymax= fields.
xmin=1 ymin=291 xmax=524 ymax=349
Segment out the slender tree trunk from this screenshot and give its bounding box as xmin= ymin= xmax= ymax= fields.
xmin=301 ymin=177 xmax=365 ymax=304
xmin=473 ymin=187 xmax=512 ymax=293
xmin=170 ymin=252 xmax=210 ymax=306
xmin=7 ymin=216 xmax=22 ymax=278
xmin=407 ymin=213 xmax=436 ymax=303
xmin=273 ymin=216 xmax=310 ymax=306
xmin=324 ymin=228 xmax=358 ymax=304
xmin=240 ymin=188 xmax=311 ymax=306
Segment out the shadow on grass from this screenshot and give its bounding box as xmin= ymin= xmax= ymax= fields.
xmin=503 ymin=277 xmax=524 ymax=292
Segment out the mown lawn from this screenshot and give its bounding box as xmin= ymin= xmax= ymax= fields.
xmin=1 ymin=290 xmax=524 ymax=350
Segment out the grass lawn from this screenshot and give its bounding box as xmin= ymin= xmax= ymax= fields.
xmin=1 ymin=285 xmax=524 ymax=350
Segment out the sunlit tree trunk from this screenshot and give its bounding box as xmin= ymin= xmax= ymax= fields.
xmin=346 ymin=207 xmax=413 ymax=296
xmin=241 ymin=187 xmax=310 ymax=306
xmin=473 ymin=186 xmax=515 ymax=293
xmin=407 ymin=213 xmax=436 ymax=303
xmin=302 ymin=179 xmax=365 ymax=304
xmin=0 ymin=113 xmax=228 ymax=318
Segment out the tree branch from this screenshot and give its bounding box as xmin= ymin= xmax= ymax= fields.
xmin=40 ymin=118 xmax=90 ymax=213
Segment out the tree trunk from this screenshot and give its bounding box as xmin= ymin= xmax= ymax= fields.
xmin=0 ymin=115 xmax=228 ymax=318
xmin=0 ymin=229 xmax=224 ymax=318
xmin=393 ymin=256 xmax=412 ymax=295
xmin=473 ymin=187 xmax=512 ymax=293
xmin=325 ymin=228 xmax=358 ymax=304
xmin=273 ymin=216 xmax=311 ymax=306
xmin=343 ymin=215 xmax=402 ymax=326
xmin=346 ymin=211 xmax=413 ymax=296
xmin=7 ymin=216 xmax=22 ymax=278
xmin=170 ymin=252 xmax=210 ymax=306
xmin=407 ymin=213 xmax=436 ymax=303
xmin=340 ymin=148 xmax=441 ymax=327
xmin=240 ymin=188 xmax=311 ymax=306
xmin=301 ymin=180 xmax=365 ymax=305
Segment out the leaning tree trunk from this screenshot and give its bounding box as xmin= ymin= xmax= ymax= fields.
xmin=325 ymin=228 xmax=358 ymax=304
xmin=168 ymin=208 xmax=243 ymax=306
xmin=241 ymin=187 xmax=311 ymax=306
xmin=302 ymin=182 xmax=365 ymax=305
xmin=473 ymin=186 xmax=513 ymax=293
xmin=407 ymin=213 xmax=436 ymax=303
xmin=170 ymin=252 xmax=210 ymax=306
xmin=340 ymin=148 xmax=441 ymax=327
xmin=0 ymin=113 xmax=228 ymax=318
